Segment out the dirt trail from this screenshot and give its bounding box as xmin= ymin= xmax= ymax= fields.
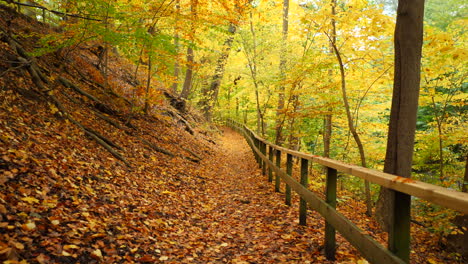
xmin=161 ymin=127 xmax=360 ymax=263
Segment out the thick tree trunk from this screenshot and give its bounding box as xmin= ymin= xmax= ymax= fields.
xmin=375 ymin=0 xmax=425 ymax=262
xmin=180 ymin=0 xmax=197 ymax=100
xmin=180 ymin=47 xmax=194 ymax=100
xmin=199 ymin=24 xmax=236 ymax=121
xmin=274 ymin=0 xmax=289 ymax=146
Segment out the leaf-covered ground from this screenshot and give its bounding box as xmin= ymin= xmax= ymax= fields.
xmin=0 ymin=4 xmax=463 ymax=264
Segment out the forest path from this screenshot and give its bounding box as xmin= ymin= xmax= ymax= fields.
xmin=161 ymin=127 xmax=360 ymax=263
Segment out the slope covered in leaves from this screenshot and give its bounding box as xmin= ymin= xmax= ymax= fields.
xmin=0 ymin=5 xmax=214 ymax=263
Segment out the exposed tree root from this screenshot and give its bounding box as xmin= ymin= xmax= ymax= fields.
xmin=181 ymin=146 xmax=201 ymax=161
xmin=69 ymin=64 xmax=133 ymax=106
xmin=58 ymin=76 xmax=116 ymax=116
xmin=92 ymin=110 xmax=124 ymax=130
xmin=139 ymin=137 xmax=175 ymax=157
xmin=4 ymin=29 xmax=200 ymax=166
xmin=48 ymin=95 xmax=130 ymax=166
xmin=4 ymin=32 xmax=130 ymax=166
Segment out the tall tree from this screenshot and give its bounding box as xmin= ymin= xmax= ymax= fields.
xmin=375 ymin=0 xmax=425 ymax=262
xmin=323 ymin=0 xmax=336 ymax=159
xmin=241 ymin=12 xmax=264 ymax=135
xmin=199 ymin=23 xmax=237 ymax=121
xmin=326 ymin=0 xmax=373 ymax=217
xmin=328 ymin=35 xmax=373 ymax=217
xmin=180 ymin=0 xmax=198 ymax=100
xmin=274 ymin=0 xmax=290 ymax=146
xmin=172 ymin=0 xmax=181 ymax=94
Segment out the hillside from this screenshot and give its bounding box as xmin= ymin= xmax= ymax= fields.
xmin=0 ymin=5 xmax=219 ymax=263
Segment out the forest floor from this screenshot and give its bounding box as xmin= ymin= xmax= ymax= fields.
xmin=0 ymin=4 xmax=464 ymax=264
xmin=154 ymin=127 xmax=350 ymax=264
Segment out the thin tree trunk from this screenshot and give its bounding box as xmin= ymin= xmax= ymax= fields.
xmin=430 ymin=94 xmax=449 ymax=182
xmin=274 ymin=0 xmax=289 ymax=146
xmin=323 ymin=0 xmax=336 ymax=158
xmin=172 ymin=0 xmax=181 ymax=94
xmin=245 ymin=14 xmax=263 ymax=135
xmin=437 ymin=121 xmax=444 ymax=181
xmin=329 ymin=40 xmax=373 ymax=217
xmin=144 ymin=55 xmax=152 ymax=115
xmin=287 ymin=91 xmax=300 ymax=150
xmin=323 ymin=110 xmax=332 ymax=157
xmin=375 ymin=1 xmax=425 ymax=261
xmin=463 ymin=155 xmax=468 ymax=193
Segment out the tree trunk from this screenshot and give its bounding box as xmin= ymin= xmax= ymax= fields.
xmin=437 ymin=120 xmax=444 ymax=181
xmin=180 ymin=47 xmax=194 ymax=100
xmin=463 ymin=155 xmax=468 ymax=193
xmin=287 ymin=92 xmax=300 ymax=150
xmin=274 ymin=0 xmax=289 ymax=146
xmin=180 ymin=0 xmax=197 ymax=100
xmin=323 ymin=110 xmax=332 ymax=157
xmin=144 ymin=54 xmax=152 ymax=115
xmin=375 ymin=0 xmax=425 ymax=262
xmin=329 ymin=40 xmax=373 ymax=217
xmin=172 ymin=0 xmax=181 ymax=94
xmin=199 ymin=24 xmax=237 ymax=121
xmin=243 ymin=14 xmax=264 ymax=135
xmin=323 ymin=0 xmax=336 ymax=158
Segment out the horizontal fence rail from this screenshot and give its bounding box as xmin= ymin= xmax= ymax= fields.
xmin=226 ymin=119 xmax=468 ymax=264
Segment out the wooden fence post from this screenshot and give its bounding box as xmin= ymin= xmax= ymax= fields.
xmin=254 ymin=138 xmax=260 ymax=166
xmin=275 ymin=149 xmax=281 ymax=192
xmin=268 ymin=146 xmax=274 ymax=182
xmin=261 ymin=142 xmax=267 ymax=175
xmin=285 ymin=153 xmax=292 ymax=206
xmin=389 ymin=191 xmax=411 ymax=263
xmin=325 ymin=167 xmax=337 ymax=260
xmin=299 ymin=158 xmax=309 ymax=225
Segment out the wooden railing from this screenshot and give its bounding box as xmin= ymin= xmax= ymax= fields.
xmin=226 ymin=119 xmax=468 ymax=264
